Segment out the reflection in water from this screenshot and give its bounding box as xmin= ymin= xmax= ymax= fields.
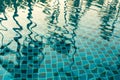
xmin=0 ymin=0 xmax=44 ymax=80
xmin=40 ymin=0 xmax=46 ymax=3
xmin=46 ymin=0 xmax=71 ymax=56
xmin=13 ymin=0 xmax=23 ymax=57
xmin=0 ymin=1 xmax=5 ymax=13
xmin=65 ymin=0 xmax=80 ymax=77
xmin=0 ymin=1 xmax=8 ymax=31
xmin=86 ymin=0 xmax=93 ymax=8
xmin=0 ymin=1 xmax=9 ymax=51
xmin=97 ymin=0 xmax=104 ymax=6
xmin=20 ymin=0 xmax=44 ymax=79
xmin=48 ymin=0 xmax=60 ymax=24
xmin=0 ymin=13 xmax=8 ymax=31
xmin=0 ymin=0 xmax=120 ymax=80
xmin=100 ymin=0 xmax=120 ymax=41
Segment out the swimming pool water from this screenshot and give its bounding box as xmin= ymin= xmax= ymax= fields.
xmin=0 ymin=0 xmax=120 ymax=80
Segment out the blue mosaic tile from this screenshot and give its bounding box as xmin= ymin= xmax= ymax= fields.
xmin=0 ymin=0 xmax=120 ymax=80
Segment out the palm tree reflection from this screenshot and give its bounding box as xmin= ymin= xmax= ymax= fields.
xmin=100 ymin=0 xmax=120 ymax=41
xmin=0 ymin=0 xmax=45 ymax=79
xmin=64 ymin=0 xmax=80 ymax=77
xmin=12 ymin=0 xmax=23 ymax=58
xmin=1 ymin=0 xmax=120 ymax=79
xmin=45 ymin=0 xmax=79 ymax=78
xmin=0 ymin=0 xmax=10 ymax=57
xmin=46 ymin=0 xmax=72 ymax=57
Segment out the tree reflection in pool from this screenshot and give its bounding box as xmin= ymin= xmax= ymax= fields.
xmin=0 ymin=0 xmax=120 ymax=80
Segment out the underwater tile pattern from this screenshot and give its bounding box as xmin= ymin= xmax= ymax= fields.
xmin=0 ymin=0 xmax=120 ymax=80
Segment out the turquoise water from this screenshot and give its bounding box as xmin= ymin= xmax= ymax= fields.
xmin=0 ymin=0 xmax=120 ymax=80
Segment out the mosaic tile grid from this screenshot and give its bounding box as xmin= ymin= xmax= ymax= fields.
xmin=0 ymin=0 xmax=120 ymax=80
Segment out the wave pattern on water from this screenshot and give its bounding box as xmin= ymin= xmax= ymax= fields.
xmin=0 ymin=0 xmax=120 ymax=80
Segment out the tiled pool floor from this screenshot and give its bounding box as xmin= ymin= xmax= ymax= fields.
xmin=0 ymin=0 xmax=120 ymax=80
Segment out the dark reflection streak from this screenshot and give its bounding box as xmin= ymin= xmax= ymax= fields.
xmin=73 ymin=0 xmax=80 ymax=7
xmin=26 ymin=0 xmax=45 ymax=67
xmin=63 ymin=0 xmax=69 ymax=34
xmin=40 ymin=0 xmax=46 ymax=3
xmin=64 ymin=0 xmax=67 ymax=25
xmin=4 ymin=0 xmax=12 ymax=7
xmin=0 ymin=32 xmax=4 ymax=48
xmin=68 ymin=0 xmax=80 ymax=74
xmin=97 ymin=0 xmax=104 ymax=6
xmin=112 ymin=4 xmax=120 ymax=38
xmin=113 ymin=2 xmax=120 ymax=22
xmin=26 ymin=1 xmax=41 ymax=42
xmin=47 ymin=0 xmax=73 ymax=57
xmin=0 ymin=1 xmax=10 ymax=51
xmin=27 ymin=0 xmax=36 ymax=40
xmin=13 ymin=0 xmax=23 ymax=57
xmin=0 ymin=3 xmax=13 ymax=72
xmin=26 ymin=0 xmax=42 ymax=44
xmin=0 ymin=1 xmax=8 ymax=31
xmin=86 ymin=0 xmax=92 ymax=8
xmin=100 ymin=0 xmax=119 ymax=41
xmin=69 ymin=26 xmax=77 ymax=75
xmin=112 ymin=7 xmax=120 ymax=26
xmin=49 ymin=0 xmax=60 ymax=25
xmin=0 ymin=0 xmax=5 ymax=13
xmin=47 ymin=0 xmax=61 ymax=40
xmin=82 ymin=0 xmax=93 ymax=15
xmin=46 ymin=0 xmax=59 ymax=38
xmin=0 ymin=32 xmax=13 ymax=49
xmin=46 ymin=0 xmax=60 ymax=42
xmin=52 ymin=1 xmax=79 ymax=76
